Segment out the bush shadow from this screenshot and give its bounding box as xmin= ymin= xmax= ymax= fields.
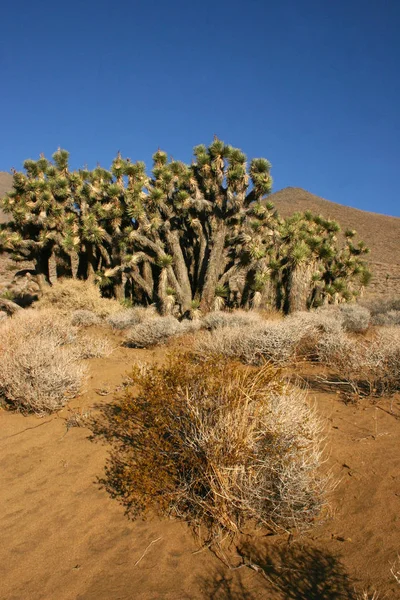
xmin=199 ymin=541 xmax=358 ymax=600
xmin=87 ymin=401 xmax=139 ymax=513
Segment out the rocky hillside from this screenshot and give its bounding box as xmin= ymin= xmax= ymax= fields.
xmin=0 ymin=172 xmax=12 ymax=223
xmin=270 ymin=187 xmax=400 ymax=298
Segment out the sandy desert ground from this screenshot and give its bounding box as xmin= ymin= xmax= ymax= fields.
xmin=1 ymin=337 xmax=400 ymax=600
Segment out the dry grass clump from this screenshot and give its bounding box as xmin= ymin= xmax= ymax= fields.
xmin=361 ymin=297 xmax=400 ymax=326
xmin=71 ymin=309 xmax=102 ymax=327
xmin=107 ymin=305 xmax=157 ymax=330
xmin=37 ymin=279 xmax=121 ymax=317
xmin=77 ymin=333 xmax=114 ymax=359
xmin=316 ymin=325 xmax=400 ymax=396
xmin=310 ymin=304 xmax=370 ymax=333
xmin=373 ymin=310 xmax=400 ymax=327
xmin=366 ymin=327 xmax=400 ymax=394
xmin=94 ymin=354 xmax=326 ymax=541
xmin=124 ymin=316 xmax=199 ymax=348
xmin=201 ymin=310 xmax=264 ymax=330
xmin=315 ymin=328 xmax=358 ymax=370
xmin=0 ymin=309 xmax=86 ymax=414
xmin=338 ymin=304 xmax=370 ymax=333
xmin=195 ymin=311 xmax=339 ymax=366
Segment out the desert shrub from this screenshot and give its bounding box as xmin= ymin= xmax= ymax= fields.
xmin=124 ymin=316 xmax=180 ymax=348
xmin=316 ymin=326 xmax=400 ymax=396
xmin=71 ymin=309 xmax=102 ymax=327
xmin=0 ymin=309 xmax=85 ymax=414
xmin=179 ymin=319 xmax=203 ymax=334
xmin=202 ymin=310 xmax=264 ymax=330
xmin=77 ymin=333 xmax=114 ymax=359
xmin=315 ymin=328 xmax=360 ymax=371
xmin=372 ymin=310 xmax=400 ymax=326
xmin=361 ymin=297 xmax=400 ymax=326
xmin=366 ymin=327 xmax=400 ymax=394
xmin=124 ymin=316 xmax=199 ymax=348
xmin=307 ymin=304 xmax=370 ymax=333
xmin=9 ymin=307 xmax=77 ymax=345
xmin=363 ymin=297 xmax=400 ymax=314
xmin=195 ymin=311 xmax=342 ymax=366
xmin=107 ymin=305 xmax=157 ymax=330
xmin=37 ymin=279 xmax=121 ymax=317
xmin=338 ymin=304 xmax=370 ymax=332
xmin=195 ymin=324 xmax=295 ymax=365
xmin=95 ymin=354 xmax=325 ymax=540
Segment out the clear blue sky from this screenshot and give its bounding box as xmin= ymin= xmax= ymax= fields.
xmin=1 ymin=0 xmax=399 ymax=215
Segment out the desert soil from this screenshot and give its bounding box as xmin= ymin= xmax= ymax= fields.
xmin=1 ymin=338 xmax=400 ymax=600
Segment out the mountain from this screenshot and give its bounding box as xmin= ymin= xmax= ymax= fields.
xmin=0 ymin=172 xmax=12 ymax=223
xmin=270 ymin=187 xmax=400 ymax=297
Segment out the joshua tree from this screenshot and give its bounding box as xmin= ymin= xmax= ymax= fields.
xmin=94 ymin=139 xmax=277 ymax=314
xmin=0 ymin=150 xmax=73 ymax=289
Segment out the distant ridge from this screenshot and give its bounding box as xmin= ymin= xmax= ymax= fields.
xmin=270 ymin=187 xmax=400 ymax=264
xmin=0 ymin=171 xmax=12 ymax=197
xmin=0 ymin=172 xmax=12 ymax=223
xmin=270 ymin=187 xmax=400 ymax=296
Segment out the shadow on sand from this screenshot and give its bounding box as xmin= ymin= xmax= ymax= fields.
xmin=199 ymin=541 xmax=358 ymax=600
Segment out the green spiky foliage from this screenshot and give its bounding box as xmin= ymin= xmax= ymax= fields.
xmin=275 ymin=212 xmax=370 ymax=311
xmin=0 ymin=140 xmax=371 ymax=313
xmin=110 ymin=138 xmax=277 ymax=314
xmin=0 ymin=151 xmax=75 ymax=288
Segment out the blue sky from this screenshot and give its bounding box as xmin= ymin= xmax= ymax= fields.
xmin=1 ymin=0 xmax=399 ymax=216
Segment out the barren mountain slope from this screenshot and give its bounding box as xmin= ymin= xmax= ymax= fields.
xmin=0 ymin=172 xmax=12 ymax=223
xmin=270 ymin=187 xmax=400 ymax=297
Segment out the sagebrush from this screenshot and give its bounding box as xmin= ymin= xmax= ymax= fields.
xmin=36 ymin=279 xmax=121 ymax=317
xmin=0 ymin=309 xmax=85 ymax=414
xmin=93 ymin=354 xmax=326 ymax=541
xmin=124 ymin=315 xmax=200 ymax=348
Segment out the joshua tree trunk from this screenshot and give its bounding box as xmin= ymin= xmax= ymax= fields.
xmin=78 ymin=243 xmax=97 ymax=281
xmin=157 ymin=268 xmax=169 ymax=315
xmin=166 ymin=229 xmax=192 ymax=313
xmin=48 ymin=253 xmax=57 ymax=283
xmin=200 ymin=223 xmax=227 ymax=312
xmin=261 ymin=277 xmax=277 ymax=310
xmin=111 ymin=246 xmax=124 ymax=300
xmin=71 ymin=253 xmax=79 ymax=278
xmin=35 ymin=248 xmax=52 ymax=290
xmin=86 ymin=243 xmax=96 ymax=282
xmin=287 ymin=262 xmax=315 ymax=313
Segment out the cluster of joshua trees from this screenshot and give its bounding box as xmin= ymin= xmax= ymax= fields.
xmin=0 ymin=138 xmax=371 ymax=315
